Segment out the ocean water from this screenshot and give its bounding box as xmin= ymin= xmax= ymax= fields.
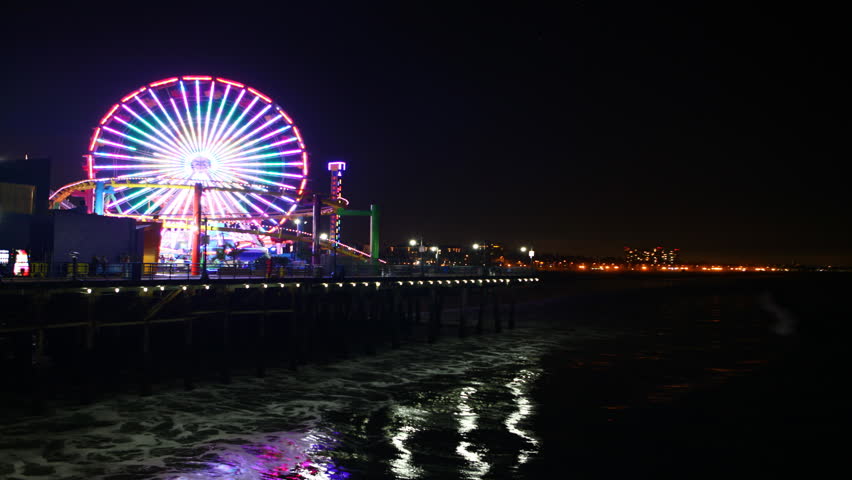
xmin=0 ymin=305 xmax=610 ymax=479
xmin=2 ymin=274 xmax=845 ymax=479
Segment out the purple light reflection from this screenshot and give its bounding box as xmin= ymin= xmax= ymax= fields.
xmin=167 ymin=431 xmax=349 ymax=480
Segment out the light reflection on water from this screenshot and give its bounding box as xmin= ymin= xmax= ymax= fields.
xmin=455 ymin=385 xmax=490 ymax=479
xmin=389 ymin=405 xmax=425 ymax=479
xmin=0 ymin=323 xmax=593 ymax=480
xmin=166 ymin=431 xmax=350 ymax=480
xmin=505 ymin=369 xmax=541 ymax=467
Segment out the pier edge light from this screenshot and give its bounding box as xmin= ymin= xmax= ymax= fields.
xmin=86 ymin=288 xmax=92 ymax=294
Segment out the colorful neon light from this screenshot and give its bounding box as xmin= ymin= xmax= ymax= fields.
xmin=217 ymin=78 xmax=245 ymax=88
xmin=248 ymin=87 xmax=272 ymax=103
xmin=88 ymin=75 xmax=307 ymax=220
xmin=88 ymin=127 xmax=101 ymax=151
xmin=149 ymin=77 xmax=179 ymax=87
xmin=120 ymin=86 xmax=147 ymax=103
xmin=100 ymin=104 xmax=120 ymax=125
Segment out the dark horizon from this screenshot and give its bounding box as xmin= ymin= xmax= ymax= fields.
xmin=2 ymin=4 xmax=849 ymax=266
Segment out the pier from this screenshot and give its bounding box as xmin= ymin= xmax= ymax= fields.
xmin=0 ymin=275 xmax=540 ymax=410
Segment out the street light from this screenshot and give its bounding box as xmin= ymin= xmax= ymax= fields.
xmin=410 ymin=237 xmax=426 ymax=275
xmin=520 ymin=246 xmax=528 ymax=253
xmin=320 ymin=233 xmax=328 ymax=241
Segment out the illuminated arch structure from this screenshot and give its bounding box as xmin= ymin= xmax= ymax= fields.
xmin=50 ymin=76 xmax=377 ymax=268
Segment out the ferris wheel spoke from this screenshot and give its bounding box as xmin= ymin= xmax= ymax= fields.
xmin=210 ymin=103 xmax=273 ymax=158
xmin=214 ymin=188 xmax=251 ymax=216
xmin=211 ymin=97 xmax=262 ymax=154
xmin=142 ymin=187 xmax=182 ymax=215
xmin=209 ymin=88 xmax=247 ymax=152
xmin=202 ymin=81 xmax=216 ymax=150
xmin=105 ymin=119 xmax=187 ymax=161
xmin=92 ymin=151 xmax=178 ymax=164
xmin=178 ymin=188 xmax=195 ymax=218
xmin=203 ymin=188 xmax=229 ymax=216
xmin=223 ymin=170 xmax=294 ymax=189
xmin=248 ymin=193 xmax=288 ymax=213
xmin=220 ymin=149 xmax=303 ymax=165
xmin=207 ymin=84 xmax=232 ymax=151
xmin=194 ymin=80 xmax=204 ymax=150
xmin=220 ymin=161 xmax=303 ymax=168
xmin=134 ymin=96 xmax=188 ymax=154
xmin=216 ymin=136 xmax=299 ymax=162
xmin=160 ymin=189 xmax=187 ymax=216
xmin=115 ymin=167 xmax=184 ymax=179
xmin=210 ymin=107 xmax=278 ymax=158
xmin=120 ymin=104 xmax=191 ymax=158
xmin=106 ymin=189 xmax=152 ymax=209
xmin=123 ymin=101 xmax=191 ymax=157
xmin=232 ymin=191 xmax=268 ymax=215
xmin=149 ymin=90 xmax=195 ymax=154
xmin=112 ymin=188 xmax=156 ymax=212
xmin=212 ymin=124 xmax=293 ymax=160
xmin=179 ymin=80 xmax=201 ymax=152
xmin=224 ymin=166 xmax=304 ymax=180
xmin=170 ymin=97 xmax=198 ymax=154
xmin=95 ymin=138 xmax=138 ymax=151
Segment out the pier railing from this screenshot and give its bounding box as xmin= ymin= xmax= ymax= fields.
xmin=2 ymin=262 xmax=534 ymax=283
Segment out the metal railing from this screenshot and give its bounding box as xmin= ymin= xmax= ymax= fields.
xmin=1 ymin=262 xmax=535 ymax=283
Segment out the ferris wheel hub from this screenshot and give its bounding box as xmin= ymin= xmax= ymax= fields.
xmin=188 ymin=152 xmax=215 ymax=175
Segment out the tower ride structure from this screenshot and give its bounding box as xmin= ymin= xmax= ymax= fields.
xmin=327 ymin=161 xmax=346 ymax=243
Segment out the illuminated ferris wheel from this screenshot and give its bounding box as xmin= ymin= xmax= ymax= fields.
xmin=87 ymin=75 xmax=308 ymax=220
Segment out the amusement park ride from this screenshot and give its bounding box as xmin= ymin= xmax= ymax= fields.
xmin=48 ymin=76 xmax=380 ymax=271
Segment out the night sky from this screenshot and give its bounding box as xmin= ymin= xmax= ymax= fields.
xmin=1 ymin=4 xmax=849 ymax=265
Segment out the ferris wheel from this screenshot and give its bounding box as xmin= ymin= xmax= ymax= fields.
xmin=86 ymin=75 xmax=308 ymax=221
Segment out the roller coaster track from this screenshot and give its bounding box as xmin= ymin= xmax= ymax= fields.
xmin=48 ymin=177 xmax=373 ymax=261
xmin=49 ymin=178 xmax=348 ymax=214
